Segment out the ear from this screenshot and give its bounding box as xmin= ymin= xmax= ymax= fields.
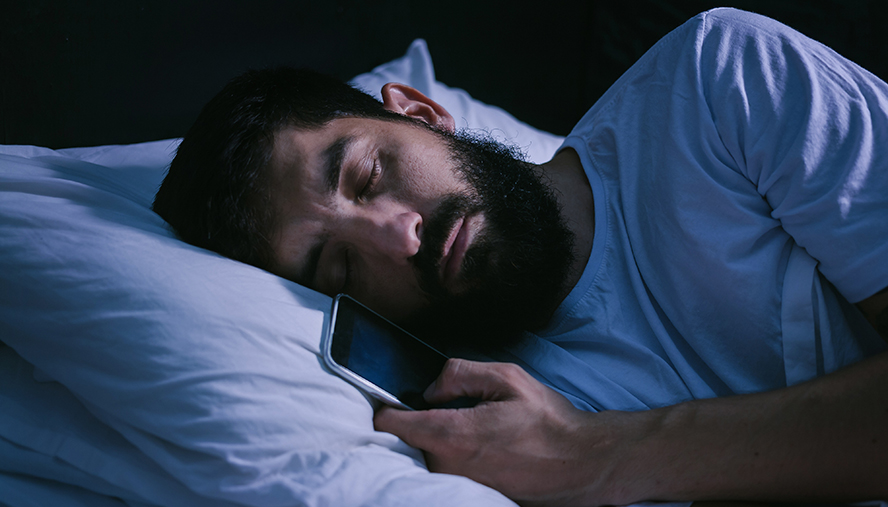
xmin=381 ymin=83 xmax=456 ymax=132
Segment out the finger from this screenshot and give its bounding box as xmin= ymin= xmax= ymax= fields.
xmin=424 ymin=359 xmax=526 ymax=404
xmin=374 ymin=404 xmax=463 ymax=453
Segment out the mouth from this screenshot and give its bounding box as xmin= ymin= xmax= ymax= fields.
xmin=439 ymin=214 xmax=478 ymax=285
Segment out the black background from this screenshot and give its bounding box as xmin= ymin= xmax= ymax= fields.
xmin=3 ymin=0 xmax=887 ymax=148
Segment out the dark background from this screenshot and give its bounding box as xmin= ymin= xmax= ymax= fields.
xmin=3 ymin=0 xmax=887 ymax=149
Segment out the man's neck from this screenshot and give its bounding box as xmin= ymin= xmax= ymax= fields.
xmin=539 ymin=148 xmax=595 ymax=303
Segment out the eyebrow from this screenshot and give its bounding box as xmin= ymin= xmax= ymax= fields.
xmin=296 ymin=136 xmax=353 ymax=287
xmin=322 ymin=135 xmax=353 ymax=195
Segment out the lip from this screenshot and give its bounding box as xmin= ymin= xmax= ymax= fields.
xmin=440 ymin=216 xmax=471 ymax=283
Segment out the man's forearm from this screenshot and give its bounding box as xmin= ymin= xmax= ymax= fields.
xmin=598 ymin=351 xmax=888 ymax=503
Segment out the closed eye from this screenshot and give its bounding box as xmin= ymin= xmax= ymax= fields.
xmin=357 ymin=159 xmax=382 ymax=200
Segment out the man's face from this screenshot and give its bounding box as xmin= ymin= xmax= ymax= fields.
xmin=270 ymin=116 xmax=574 ymax=348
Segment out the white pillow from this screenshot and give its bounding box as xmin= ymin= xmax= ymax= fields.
xmin=0 ymin=40 xmax=564 ymax=507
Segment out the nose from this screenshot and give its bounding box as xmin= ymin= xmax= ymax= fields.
xmin=360 ymin=211 xmax=422 ymax=263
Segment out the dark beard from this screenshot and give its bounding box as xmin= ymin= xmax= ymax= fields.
xmin=402 ymin=129 xmax=576 ymax=352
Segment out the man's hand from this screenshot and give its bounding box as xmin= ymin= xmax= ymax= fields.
xmin=374 ymin=359 xmax=623 ymax=506
xmin=376 ymin=354 xmax=888 ymax=506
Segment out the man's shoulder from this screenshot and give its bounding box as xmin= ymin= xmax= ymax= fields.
xmin=700 ymin=6 xmax=774 ymax=24
xmin=696 ymin=7 xmax=807 ymax=41
xmin=646 ymin=8 xmax=802 ymax=77
xmin=563 ymin=8 xmax=804 ymax=141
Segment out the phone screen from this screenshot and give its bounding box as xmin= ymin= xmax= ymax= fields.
xmin=328 ymin=294 xmax=448 ymax=410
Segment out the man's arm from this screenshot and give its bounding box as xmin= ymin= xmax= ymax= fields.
xmin=374 ymin=10 xmax=888 ymax=505
xmin=375 ymin=348 xmax=888 ymax=506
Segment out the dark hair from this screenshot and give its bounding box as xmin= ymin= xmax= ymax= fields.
xmin=153 ymin=68 xmax=406 ymax=269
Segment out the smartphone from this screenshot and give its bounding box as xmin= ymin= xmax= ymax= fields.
xmin=323 ymin=293 xmax=450 ymax=410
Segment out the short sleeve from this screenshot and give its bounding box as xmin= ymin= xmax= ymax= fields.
xmin=697 ymin=8 xmax=888 ymax=302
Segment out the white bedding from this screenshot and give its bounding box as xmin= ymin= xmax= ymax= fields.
xmin=0 ymin=40 xmax=691 ymax=507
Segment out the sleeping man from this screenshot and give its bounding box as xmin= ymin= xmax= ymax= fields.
xmin=153 ymin=8 xmax=888 ymax=506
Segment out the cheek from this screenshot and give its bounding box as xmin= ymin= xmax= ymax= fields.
xmin=395 ymin=146 xmax=462 ymax=197
xmin=355 ymin=271 xmax=430 ymax=322
xmin=396 ymin=165 xmax=465 ymax=205
xmin=272 ymin=204 xmax=331 ymax=277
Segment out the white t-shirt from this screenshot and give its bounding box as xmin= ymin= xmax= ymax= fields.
xmin=500 ymin=8 xmax=888 ymax=412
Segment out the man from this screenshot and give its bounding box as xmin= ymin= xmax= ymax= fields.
xmin=154 ymin=8 xmax=888 ymax=506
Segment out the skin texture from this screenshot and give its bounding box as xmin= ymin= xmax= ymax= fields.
xmin=269 ymin=83 xmax=888 ymax=505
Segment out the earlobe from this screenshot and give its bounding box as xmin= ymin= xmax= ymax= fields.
xmin=381 ymin=83 xmax=456 ymax=132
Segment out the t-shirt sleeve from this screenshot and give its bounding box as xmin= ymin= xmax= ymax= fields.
xmin=696 ymin=8 xmax=888 ymax=303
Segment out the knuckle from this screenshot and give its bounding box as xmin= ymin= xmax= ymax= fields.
xmin=497 ymin=362 xmax=526 ymax=382
xmin=440 ymin=357 xmax=466 ymax=382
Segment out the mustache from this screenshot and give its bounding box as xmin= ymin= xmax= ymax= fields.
xmin=412 ymin=194 xmax=477 ymax=299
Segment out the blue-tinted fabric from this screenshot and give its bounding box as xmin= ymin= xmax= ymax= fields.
xmin=501 ymin=8 xmax=888 ymax=412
